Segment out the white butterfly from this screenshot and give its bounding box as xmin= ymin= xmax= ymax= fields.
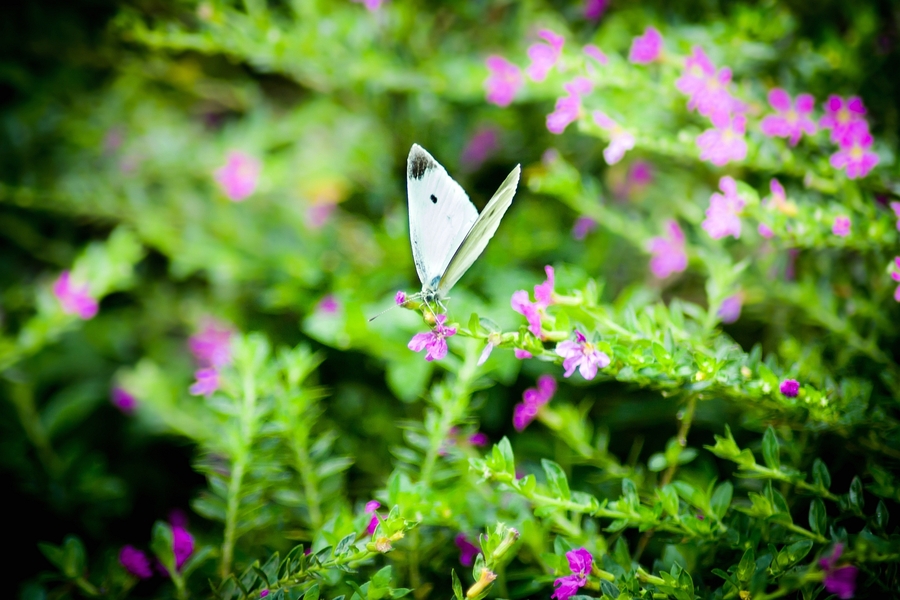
xmin=406 ymin=143 xmax=521 ymax=309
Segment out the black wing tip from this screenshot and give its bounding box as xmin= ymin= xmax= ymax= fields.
xmin=408 ymin=143 xmax=435 ymax=180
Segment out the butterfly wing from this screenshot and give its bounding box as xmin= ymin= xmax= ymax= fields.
xmin=407 ymin=144 xmax=479 ymax=289
xmin=438 ymin=164 xmax=521 ymax=295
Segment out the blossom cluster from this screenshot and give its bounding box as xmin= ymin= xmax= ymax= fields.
xmin=513 ymin=374 xmax=557 ymax=431
xmin=552 ymin=547 xmax=593 ymax=600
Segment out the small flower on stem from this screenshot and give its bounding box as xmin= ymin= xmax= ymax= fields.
xmin=572 ymin=216 xmax=597 ymax=240
xmin=819 ymin=96 xmax=868 ymax=146
xmin=189 ymin=368 xmax=220 ymax=397
xmin=830 ymin=132 xmax=879 ymax=179
xmin=260 ymin=590 xmax=270 ymax=598
xmin=53 ymin=271 xmax=98 ymax=319
xmin=718 ymin=293 xmax=743 ymax=324
xmin=351 ymin=0 xmax=385 ymax=11
xmin=819 ymin=543 xmax=858 ymax=600
xmin=188 ymin=320 xmax=233 ymax=368
xmin=547 ymin=78 xmax=592 ymax=135
xmin=514 ymin=349 xmax=533 ymax=360
xmin=484 ymin=56 xmax=523 ymax=107
xmin=628 ymin=27 xmax=663 ymax=64
xmin=365 ymin=500 xmax=381 ymax=535
xmin=215 ymin=151 xmax=261 ymax=202
xmin=111 ymin=387 xmax=138 ymax=414
xmin=832 ymin=216 xmax=851 ymax=237
xmin=592 ymin=111 xmax=635 ymax=165
xmin=455 ymin=534 xmax=481 ymax=566
xmin=172 ymin=524 xmax=194 ymax=570
xmin=552 ymin=547 xmax=593 ymax=600
xmin=119 ymin=546 xmax=153 ymax=579
xmin=891 ymin=257 xmax=900 ymax=302
xmin=526 ymin=30 xmax=565 ymax=82
xmin=702 ymin=176 xmax=745 ymax=239
xmin=469 ymin=432 xmax=489 ymax=446
xmin=556 ymin=331 xmax=610 ymax=380
xmin=758 ymin=223 xmax=774 ymax=239
xmin=648 ymin=219 xmax=687 ymax=279
xmin=408 ymin=314 xmax=457 ymax=361
xmin=697 ymin=113 xmax=747 ymax=166
xmin=780 ymin=379 xmax=800 ymax=398
xmin=583 ymin=0 xmax=607 ymax=21
xmin=316 ymin=295 xmax=340 ymax=315
xmin=513 ymin=374 xmax=557 ymax=431
xmin=477 ymin=332 xmax=502 ymax=366
xmin=675 ymin=47 xmax=738 ymax=119
xmin=395 ymin=291 xmax=407 ymax=306
xmin=760 ymin=89 xmax=817 ymax=146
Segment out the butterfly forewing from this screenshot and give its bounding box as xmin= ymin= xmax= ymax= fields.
xmin=407 ymin=144 xmax=478 ymax=289
xmin=438 ymin=164 xmax=521 ymax=295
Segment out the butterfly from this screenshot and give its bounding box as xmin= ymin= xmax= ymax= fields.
xmin=406 ymin=143 xmax=521 ymax=310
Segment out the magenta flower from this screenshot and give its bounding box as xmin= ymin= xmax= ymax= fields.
xmin=675 ymin=47 xmax=737 ymax=119
xmin=628 ymin=161 xmax=653 ymax=186
xmin=718 ymin=294 xmax=743 ymax=324
xmin=526 ymin=30 xmax=565 ymax=82
xmin=830 ymin=133 xmax=879 ymax=179
xmin=892 ymin=257 xmax=900 ymax=302
xmin=628 ymin=27 xmax=662 ymax=64
xmin=352 ymin=0 xmax=385 ymax=11
xmin=188 ymin=320 xmax=233 ymax=369
xmin=395 ymin=291 xmax=407 ymax=306
xmin=780 ymin=378 xmax=800 ymax=398
xmin=189 ymin=368 xmax=220 ymax=397
xmin=365 ymin=500 xmax=381 ymax=535
xmin=534 ymin=266 xmax=556 ymax=307
xmin=408 ymin=314 xmax=457 ymax=361
xmin=260 ymin=591 xmax=270 ymax=598
xmin=215 ymin=151 xmax=261 ymax=202
xmin=111 ymin=387 xmax=137 ymax=414
xmin=758 ymin=223 xmax=774 ymax=239
xmin=119 ymin=546 xmax=153 ymax=579
xmin=702 ymin=176 xmax=745 ymax=239
xmin=820 ymin=96 xmax=869 ymax=146
xmin=514 ymin=349 xmax=533 ymax=360
xmin=469 ymin=432 xmax=489 ymax=446
xmin=832 ymin=216 xmax=851 ymax=237
xmin=592 ymin=111 xmax=635 ymax=165
xmin=52 ymin=271 xmax=98 ymax=320
xmin=583 ymin=44 xmax=608 ymax=65
xmin=172 ymin=525 xmax=194 ymax=570
xmin=455 ymin=534 xmax=481 ymax=566
xmin=889 ymin=202 xmax=900 ymax=231
xmin=648 ymin=219 xmax=688 ymax=279
xmin=513 ymin=374 xmax=557 ymax=431
xmin=552 ymin=547 xmax=593 ymax=600
xmin=512 ymin=290 xmax=543 ymax=337
xmin=759 ymin=89 xmax=816 ymax=146
xmin=316 ymin=295 xmax=340 ymax=315
xmin=556 ymin=331 xmax=610 ymax=380
xmin=461 ymin=127 xmax=499 ymax=171
xmin=547 ymin=94 xmax=582 ymax=135
xmin=572 ymin=216 xmax=597 ymax=240
xmin=819 ymin=544 xmax=858 ymax=600
xmin=583 ymin=0 xmax=607 ymax=21
xmin=697 ymin=113 xmax=747 ymax=166
xmin=484 ymin=56 xmax=523 ymax=107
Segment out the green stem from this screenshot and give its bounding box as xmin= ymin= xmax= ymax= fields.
xmin=7 ymin=380 xmax=60 ymax=475
xmin=292 ymin=434 xmax=323 ymax=529
xmin=783 ymin=521 xmax=828 ymax=544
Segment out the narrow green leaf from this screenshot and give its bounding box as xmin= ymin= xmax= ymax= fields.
xmin=542 ymin=459 xmax=571 ymax=500
xmin=762 ymin=427 xmax=780 ymax=470
xmin=451 ymin=570 xmax=464 ymax=600
xmin=809 ymin=498 xmax=827 ymax=535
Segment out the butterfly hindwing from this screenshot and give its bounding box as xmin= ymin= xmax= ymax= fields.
xmin=407 ymin=144 xmax=478 ymax=289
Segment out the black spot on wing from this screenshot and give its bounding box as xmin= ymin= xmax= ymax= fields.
xmin=430 ymin=194 xmax=438 ymax=204
xmin=409 ymin=151 xmax=432 ymax=180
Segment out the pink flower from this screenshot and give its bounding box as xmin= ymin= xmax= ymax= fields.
xmin=455 ymin=534 xmax=481 ymax=566
xmin=583 ymin=0 xmax=607 ymax=21
xmin=526 ymin=30 xmax=565 ymax=82
xmin=461 ymin=127 xmax=499 ymax=171
xmin=395 ymin=291 xmax=407 ymax=306
xmin=189 ymin=368 xmax=220 ymax=397
xmin=352 ymin=0 xmax=385 ymax=10
xmin=552 ymin=548 xmax=593 ymax=600
xmin=892 ymin=257 xmax=900 ymax=302
xmin=188 ymin=320 xmax=233 ymax=368
xmin=819 ymin=544 xmax=857 ymax=600
xmin=514 ymin=349 xmax=533 ymax=360
xmin=890 ymin=202 xmax=900 ymax=231
xmin=592 ymin=111 xmax=635 ymax=165
xmin=628 ymin=161 xmax=653 ymax=186
xmin=583 ymin=44 xmax=608 ymax=65
xmin=758 ymin=223 xmax=774 ymax=238
xmin=172 ymin=525 xmax=194 ymax=570
xmin=547 ymin=94 xmax=582 ymax=135
xmin=702 ymin=176 xmax=745 ymax=239
xmin=408 ymin=314 xmax=457 ymax=361
xmin=628 ymin=27 xmax=662 ymax=64
xmin=512 ymin=267 xmax=555 ymax=336
xmin=760 ymin=89 xmax=817 ymax=146
xmin=52 ymin=271 xmax=98 ymax=320
xmin=556 ymin=331 xmax=610 ymax=380
xmin=215 ymin=151 xmax=261 ymax=202
xmin=572 ymin=216 xmax=597 ymax=240
xmin=675 ymin=47 xmax=738 ymax=119
xmin=830 ymin=133 xmax=879 ymax=179
xmin=316 ymin=295 xmax=340 ymax=315
xmin=832 ymin=216 xmax=851 ymax=237
xmin=111 ymin=387 xmax=137 ymax=414
xmin=365 ymin=500 xmax=381 ymax=535
xmin=513 ymin=374 xmax=557 ymax=431
xmin=820 ymin=96 xmax=869 ymax=146
xmin=485 ymin=56 xmax=523 ymax=107
xmin=469 ymin=432 xmax=489 ymax=446
xmin=718 ymin=294 xmax=742 ymax=324
xmin=119 ymin=546 xmax=153 ymax=578
xmin=260 ymin=591 xmax=270 ymax=598
xmin=477 ymin=332 xmax=502 ymax=366
xmin=697 ymin=113 xmax=747 ymax=166
xmin=648 ymin=219 xmax=687 ymax=279
xmin=780 ymin=379 xmax=800 ymax=397
xmin=534 ymin=266 xmax=556 ymax=307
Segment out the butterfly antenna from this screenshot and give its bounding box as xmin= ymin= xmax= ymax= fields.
xmin=368 ymin=303 xmax=399 ymax=322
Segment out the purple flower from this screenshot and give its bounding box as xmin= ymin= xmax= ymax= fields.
xmin=214 ymin=151 xmax=261 ymax=202
xmin=583 ymin=44 xmax=608 ymax=65
xmin=697 ymin=112 xmax=747 ymax=166
xmin=758 ymin=223 xmax=774 ymax=239
xmin=760 ymin=89 xmax=817 ymax=146
xmin=718 ymin=294 xmax=743 ymax=324
xmin=172 ymin=525 xmax=194 ymax=570
xmin=547 ymin=94 xmax=582 ymax=135
xmin=890 ymin=202 xmax=900 ymax=231
xmin=395 ymin=291 xmax=407 ymax=306
xmin=512 ymin=290 xmax=543 ymax=337
xmin=572 ymin=216 xmax=597 ymax=240
xmin=534 ymin=266 xmax=556 ymax=307
xmin=780 ymin=379 xmax=800 ymax=398
xmin=260 ymin=590 xmax=270 ymax=598
xmin=830 ymin=133 xmax=879 ymax=179
xmin=819 ymin=544 xmax=858 ymax=600
xmin=592 ymin=111 xmax=636 ymax=165
xmin=648 ymin=219 xmax=687 ymax=279
xmin=892 ymin=257 xmax=900 ymax=302
xmin=469 ymin=432 xmax=489 ymax=446
xmin=119 ymin=546 xmax=153 ymax=579
xmin=628 ymin=160 xmax=654 ymax=186
xmin=583 ymin=0 xmax=607 ymax=21
xmin=408 ymin=314 xmax=456 ymax=361
xmin=628 ymin=27 xmax=662 ymax=64
xmin=552 ymin=548 xmax=593 ymax=600
xmin=556 ymin=331 xmax=610 ymax=380
xmin=461 ymin=127 xmax=499 ymax=171
xmin=455 ymin=534 xmax=481 ymax=566
xmin=365 ymin=500 xmax=381 ymax=535
xmin=188 ymin=320 xmax=233 ymax=368
xmin=189 ymin=368 xmax=220 ymax=397
xmin=53 ymin=271 xmax=98 ymax=319
xmin=702 ymin=176 xmax=745 ymax=239
xmin=513 ymin=374 xmax=557 ymax=431
xmin=514 ymin=349 xmax=533 ymax=360
xmin=832 ymin=216 xmax=851 ymax=237
xmin=675 ymin=47 xmax=738 ymax=120
xmin=111 ymin=387 xmax=137 ymax=414
xmin=526 ymin=30 xmax=565 ymax=82
xmin=352 ymin=0 xmax=385 ymax=11
xmin=485 ymin=56 xmax=523 ymax=107
xmin=316 ymin=295 xmax=340 ymax=315
xmin=820 ymin=96 xmax=869 ymax=146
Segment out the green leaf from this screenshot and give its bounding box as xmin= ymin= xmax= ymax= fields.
xmin=762 ymin=427 xmax=780 ymax=470
xmin=736 ymin=548 xmax=755 ymax=582
xmin=809 ymin=498 xmax=827 ymax=535
xmin=542 ymin=459 xmax=571 ymax=500
xmin=875 ymin=500 xmax=888 ymax=530
xmin=335 ymin=533 xmax=357 ymax=556
xmin=496 ymin=437 xmax=515 ymax=475
xmin=451 ymin=570 xmax=464 ymax=600
xmin=658 ymin=484 xmax=680 ymax=517
xmin=710 ymin=481 xmax=733 ymax=520
xmin=647 ymin=453 xmax=668 ymax=472
xmin=60 ymin=536 xmax=86 ymax=578
xmin=812 ymin=459 xmax=831 ymax=490
xmin=150 ymin=521 xmax=176 ymax=574
xmin=848 ymin=477 xmax=864 ymax=512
